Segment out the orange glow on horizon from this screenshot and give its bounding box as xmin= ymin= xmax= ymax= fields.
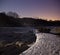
xmin=20 ymin=15 xmax=60 ymax=21
xmin=38 ymin=16 xmax=60 ymax=21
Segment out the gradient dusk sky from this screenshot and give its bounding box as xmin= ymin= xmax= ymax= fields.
xmin=0 ymin=0 xmax=60 ymax=20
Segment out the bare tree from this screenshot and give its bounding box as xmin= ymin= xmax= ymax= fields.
xmin=7 ymin=11 xmax=19 ymax=18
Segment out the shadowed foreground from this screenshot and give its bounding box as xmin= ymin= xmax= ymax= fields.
xmin=0 ymin=27 xmax=36 ymax=55
xmin=20 ymin=33 xmax=60 ymax=55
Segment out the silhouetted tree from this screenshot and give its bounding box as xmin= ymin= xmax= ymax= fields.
xmin=7 ymin=12 xmax=19 ymax=18
xmin=0 ymin=12 xmax=22 ymax=27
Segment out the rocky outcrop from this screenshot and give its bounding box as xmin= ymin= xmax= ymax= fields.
xmin=50 ymin=27 xmax=60 ymax=35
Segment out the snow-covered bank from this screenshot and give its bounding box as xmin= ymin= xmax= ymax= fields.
xmin=0 ymin=27 xmax=60 ymax=55
xmin=20 ymin=33 xmax=60 ymax=55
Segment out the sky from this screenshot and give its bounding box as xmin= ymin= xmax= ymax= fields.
xmin=0 ymin=0 xmax=60 ymax=20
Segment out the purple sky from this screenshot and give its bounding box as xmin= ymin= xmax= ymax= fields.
xmin=0 ymin=0 xmax=60 ymax=20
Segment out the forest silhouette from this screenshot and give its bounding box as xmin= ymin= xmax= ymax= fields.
xmin=0 ymin=12 xmax=60 ymax=27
